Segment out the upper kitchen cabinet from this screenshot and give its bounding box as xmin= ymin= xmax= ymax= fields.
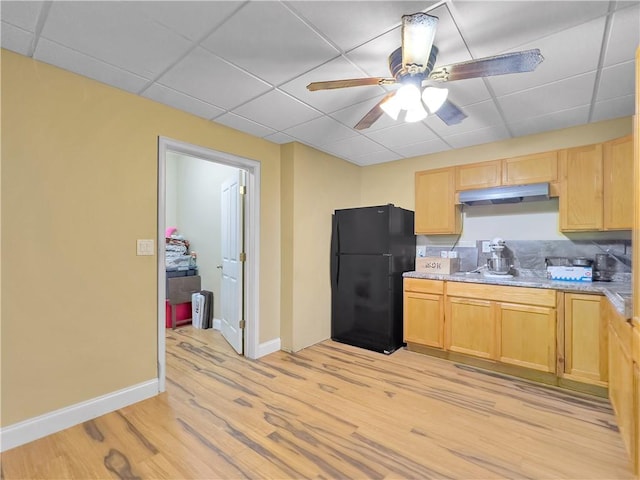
xmin=603 ymin=135 xmax=633 ymax=230
xmin=455 ymin=160 xmax=501 ymax=191
xmin=502 ymin=151 xmax=558 ymax=186
xmin=559 ymin=143 xmax=604 ymax=231
xmin=415 ymin=168 xmax=462 ymax=235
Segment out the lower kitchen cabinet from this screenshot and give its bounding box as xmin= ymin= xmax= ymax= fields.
xmin=403 ymin=279 xmax=445 ymax=348
xmin=563 ymin=293 xmax=608 ymax=385
xmin=608 ymin=305 xmax=635 ymax=465
xmin=445 ymin=297 xmax=496 ymax=359
xmin=498 ymin=302 xmax=556 ymax=372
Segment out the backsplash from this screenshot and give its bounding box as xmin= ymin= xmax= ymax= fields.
xmin=417 ymin=238 xmax=632 ymax=277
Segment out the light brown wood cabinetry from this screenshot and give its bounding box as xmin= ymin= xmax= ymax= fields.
xmin=608 ymin=301 xmax=635 ymax=465
xmin=563 ymin=293 xmax=608 ymax=385
xmin=498 ymin=302 xmax=556 ymax=373
xmin=502 ymin=150 xmax=558 ymax=185
xmin=403 ymin=279 xmax=444 ymax=348
xmin=603 ymin=135 xmax=634 ymax=230
xmin=559 ymin=143 xmax=604 ymax=231
xmin=455 ymin=160 xmax=502 ymax=191
xmin=415 ymin=168 xmax=461 ymax=234
xmin=445 ymin=296 xmax=496 ymax=359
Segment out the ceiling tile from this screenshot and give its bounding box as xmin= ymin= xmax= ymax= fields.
xmin=509 ymin=105 xmax=590 ymax=137
xmin=591 ymin=94 xmax=635 ymax=123
xmin=286 ymin=1 xmax=433 ymax=52
xmin=264 ymin=132 xmax=296 ymax=144
xmin=319 ymin=134 xmax=385 ymax=159
xmin=201 ymin=1 xmax=339 ymax=86
xmin=279 ymin=56 xmax=386 ymax=114
xmin=498 ymin=72 xmax=596 ymax=121
xmin=437 ymin=79 xmax=492 ymax=107
xmin=130 ymin=1 xmax=244 ymax=42
xmin=1 ymin=22 xmax=33 ymax=56
xmin=486 ymin=17 xmax=605 ymax=97
xmin=214 ymin=112 xmax=277 ymax=138
xmin=34 ymin=38 xmax=149 ymax=94
xmin=41 ymin=2 xmax=191 ymax=79
xmin=442 ymin=124 xmax=511 ymax=149
xmin=142 ymin=84 xmax=225 ymax=120
xmin=428 ymin=4 xmax=472 ymax=67
xmin=451 ymin=1 xmax=610 ymax=58
xmin=0 ymin=1 xmax=44 ymax=31
xmin=603 ymin=3 xmax=640 ymax=66
xmin=156 ymin=47 xmax=271 ymax=110
xmin=365 ymin=122 xmax=437 ymax=148
xmin=346 ymin=28 xmax=401 ymax=78
xmin=597 ymin=61 xmax=635 ymax=101
xmin=283 ymin=116 xmax=358 ymax=146
xmin=232 ymin=90 xmax=322 ymax=131
xmin=347 ymin=148 xmax=404 ymax=166
xmin=392 ymin=137 xmax=450 ymax=158
xmin=426 ymin=100 xmax=504 ymax=136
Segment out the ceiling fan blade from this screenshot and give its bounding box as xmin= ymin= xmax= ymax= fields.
xmin=354 ymin=92 xmax=396 ymax=130
xmin=307 ymin=78 xmax=396 ymax=91
xmin=401 ymin=13 xmax=438 ymax=75
xmin=435 ymin=99 xmax=467 ymax=126
xmin=429 ymin=49 xmax=544 ymax=82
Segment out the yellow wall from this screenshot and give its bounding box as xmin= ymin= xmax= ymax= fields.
xmin=280 ymin=143 xmax=361 ymax=352
xmin=360 ymin=117 xmax=633 ymax=210
xmin=1 ymin=50 xmax=281 ymax=426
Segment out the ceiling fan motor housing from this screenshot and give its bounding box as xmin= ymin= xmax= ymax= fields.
xmin=389 ymin=45 xmax=439 ymax=84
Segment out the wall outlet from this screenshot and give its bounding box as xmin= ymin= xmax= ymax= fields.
xmin=440 ymin=251 xmax=448 ymax=258
xmin=448 ymin=251 xmax=458 ymax=259
xmin=482 ymin=240 xmax=491 ymax=253
xmin=416 ymin=246 xmax=426 ymax=258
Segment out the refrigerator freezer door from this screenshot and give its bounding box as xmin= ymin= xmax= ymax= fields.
xmin=332 ymin=254 xmax=400 ymax=353
xmin=335 ymin=206 xmax=390 ymax=254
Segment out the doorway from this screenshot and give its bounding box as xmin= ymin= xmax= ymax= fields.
xmin=157 ymin=137 xmax=261 ymax=392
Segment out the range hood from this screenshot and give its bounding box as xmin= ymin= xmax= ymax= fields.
xmin=459 ymin=182 xmax=550 ymax=206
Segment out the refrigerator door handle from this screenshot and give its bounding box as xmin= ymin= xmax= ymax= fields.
xmin=331 ymin=215 xmax=339 ymax=287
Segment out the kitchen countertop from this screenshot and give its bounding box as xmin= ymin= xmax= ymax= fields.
xmin=403 ymin=270 xmax=633 ymax=319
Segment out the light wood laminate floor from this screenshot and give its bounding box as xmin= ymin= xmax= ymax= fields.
xmin=2 ymin=327 xmax=634 ymax=479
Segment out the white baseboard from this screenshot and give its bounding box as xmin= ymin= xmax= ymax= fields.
xmin=257 ymin=337 xmax=281 ymax=358
xmin=213 ymin=318 xmax=221 ymax=330
xmin=0 ymin=379 xmax=158 ymax=452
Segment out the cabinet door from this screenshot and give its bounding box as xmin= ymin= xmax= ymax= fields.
xmin=559 ymin=144 xmax=603 ymax=231
xmin=403 ymin=291 xmax=444 ymax=348
xmin=564 ymin=294 xmax=607 ymax=385
xmin=415 ymin=168 xmax=461 ymax=235
xmin=445 ymin=297 xmax=496 ymax=359
xmin=609 ymin=323 xmax=635 ymax=462
xmin=502 ymin=151 xmax=558 ymax=185
xmin=603 ymin=135 xmax=633 ymax=230
xmin=498 ymin=303 xmax=556 ymax=372
xmin=455 ymin=160 xmax=502 ymax=191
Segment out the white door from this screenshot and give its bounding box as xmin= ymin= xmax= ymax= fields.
xmin=220 ymin=171 xmax=245 ymax=354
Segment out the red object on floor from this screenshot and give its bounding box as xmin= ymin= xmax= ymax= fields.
xmin=165 ymin=300 xmax=192 ymax=328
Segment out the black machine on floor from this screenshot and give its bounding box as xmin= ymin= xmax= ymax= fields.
xmin=330 ymin=204 xmax=416 ymax=354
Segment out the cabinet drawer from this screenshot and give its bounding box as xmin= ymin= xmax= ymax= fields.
xmin=445 ymin=282 xmax=555 ymax=307
xmin=404 ymin=278 xmax=444 ymax=295
xmin=167 ymin=275 xmax=201 ymax=304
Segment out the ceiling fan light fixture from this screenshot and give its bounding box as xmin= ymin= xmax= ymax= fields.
xmin=405 ymin=103 xmax=428 ymax=123
xmin=380 ymin=95 xmax=402 ymax=120
xmin=395 ymin=83 xmax=421 ymax=110
xmin=422 ymin=86 xmax=449 ymax=113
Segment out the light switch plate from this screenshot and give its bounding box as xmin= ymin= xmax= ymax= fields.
xmin=137 ymin=239 xmax=155 ymax=256
xmin=482 ymin=241 xmax=491 ymax=253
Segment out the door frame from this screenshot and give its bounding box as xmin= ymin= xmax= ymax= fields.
xmin=157 ymin=137 xmax=261 ymax=392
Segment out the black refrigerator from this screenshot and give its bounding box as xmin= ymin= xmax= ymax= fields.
xmin=331 ymin=204 xmax=415 ymax=354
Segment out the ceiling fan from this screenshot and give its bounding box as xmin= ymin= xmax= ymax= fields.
xmin=307 ymin=12 xmax=544 ymax=130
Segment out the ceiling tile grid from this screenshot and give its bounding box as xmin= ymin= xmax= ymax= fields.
xmin=1 ymin=0 xmax=637 ymax=166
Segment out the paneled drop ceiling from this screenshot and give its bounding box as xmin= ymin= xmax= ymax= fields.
xmin=2 ymin=1 xmax=638 ymax=166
